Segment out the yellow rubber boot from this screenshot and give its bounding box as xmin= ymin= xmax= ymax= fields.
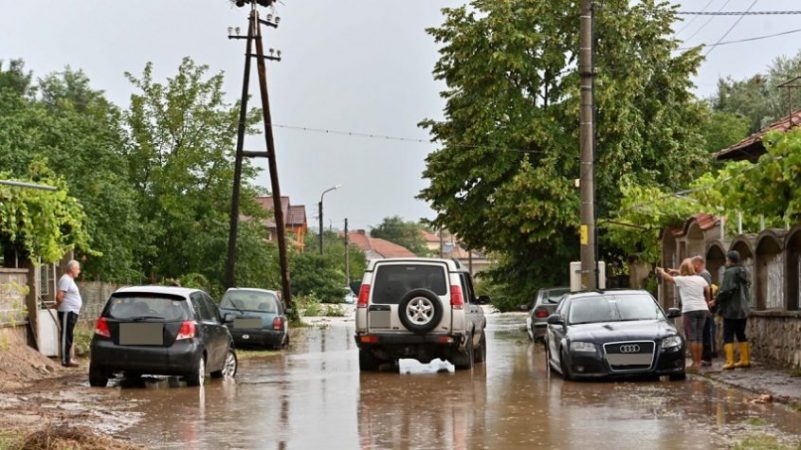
xmin=734 ymin=342 xmax=750 ymax=368
xmin=722 ymin=344 xmax=735 ymax=370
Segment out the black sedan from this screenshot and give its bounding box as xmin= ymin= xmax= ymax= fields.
xmin=545 ymin=289 xmax=685 ymax=381
xmin=89 ymin=286 xmax=238 ymax=387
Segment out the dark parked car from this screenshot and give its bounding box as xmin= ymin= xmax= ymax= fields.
xmin=219 ymin=288 xmax=289 ymax=349
xmin=545 ymin=289 xmax=685 ymax=381
xmin=89 ymin=286 xmax=238 ymax=387
xmin=526 ymin=287 xmax=569 ymax=342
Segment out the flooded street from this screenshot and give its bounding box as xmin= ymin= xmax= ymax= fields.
xmin=115 ymin=313 xmax=801 ymax=449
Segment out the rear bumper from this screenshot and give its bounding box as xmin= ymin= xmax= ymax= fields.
xmin=90 ymin=337 xmax=201 ymax=375
xmin=532 ymin=322 xmax=547 ymax=339
xmin=230 ymin=328 xmax=285 ymax=346
xmin=355 ymin=332 xmax=466 ymax=362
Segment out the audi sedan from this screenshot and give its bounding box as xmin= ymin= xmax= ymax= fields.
xmin=545 ymin=289 xmax=686 ymax=381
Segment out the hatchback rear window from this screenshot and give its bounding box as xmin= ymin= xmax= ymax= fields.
xmin=544 ymin=289 xmax=570 ymax=304
xmin=105 ymin=294 xmax=191 ymax=321
xmin=221 ymin=291 xmax=280 ymax=313
xmin=372 ymin=264 xmax=447 ymax=304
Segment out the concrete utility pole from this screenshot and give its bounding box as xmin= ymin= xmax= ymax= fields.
xmin=579 ymin=0 xmax=597 ymax=290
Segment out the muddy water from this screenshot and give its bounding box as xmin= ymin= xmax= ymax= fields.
xmin=117 ymin=314 xmax=801 ymax=449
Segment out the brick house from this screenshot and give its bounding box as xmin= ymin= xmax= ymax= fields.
xmin=254 ymin=196 xmax=308 ymax=250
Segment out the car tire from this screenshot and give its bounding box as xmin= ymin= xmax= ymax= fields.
xmin=397 ymin=289 xmax=443 ymax=334
xmin=669 ymin=372 xmax=687 ymax=381
xmin=211 ymin=349 xmax=238 ymax=379
xmin=185 ymin=354 xmax=206 ymax=387
xmin=359 ymin=349 xmax=380 ymax=372
xmin=560 ymin=348 xmax=574 ymax=381
xmin=88 ymin=365 xmax=108 ymax=388
xmin=452 ymin=332 xmax=475 ymax=370
xmin=474 ymin=331 xmax=487 ymax=364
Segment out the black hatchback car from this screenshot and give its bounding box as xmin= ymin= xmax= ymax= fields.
xmin=89 ymin=286 xmax=238 ymax=387
xmin=545 ymin=289 xmax=685 ymax=381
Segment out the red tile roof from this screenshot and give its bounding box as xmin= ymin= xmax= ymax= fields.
xmin=348 ymin=231 xmax=416 ymax=258
xmin=255 ymin=196 xmax=306 ymax=228
xmin=715 ymin=109 xmax=801 ymax=162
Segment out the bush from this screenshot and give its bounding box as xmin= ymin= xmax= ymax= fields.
xmin=73 ymin=322 xmax=93 ymax=357
xmin=295 ymin=293 xmax=322 ymax=317
xmin=322 ymin=304 xmax=346 ymax=317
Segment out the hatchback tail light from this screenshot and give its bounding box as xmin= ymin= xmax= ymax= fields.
xmin=534 ymin=307 xmax=549 ymax=319
xmin=450 ymin=285 xmax=464 ymax=310
xmin=273 ymin=317 xmax=283 ymax=331
xmin=176 ymin=321 xmax=196 ymax=340
xmin=94 ymin=317 xmax=111 ymax=338
xmin=357 ymin=284 xmax=371 ymax=308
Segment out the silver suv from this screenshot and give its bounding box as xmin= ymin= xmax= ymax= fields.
xmin=354 ymin=258 xmax=488 ymax=371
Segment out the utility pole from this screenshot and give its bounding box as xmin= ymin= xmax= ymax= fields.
xmin=224 ymin=2 xmax=296 ymax=319
xmin=344 ymin=218 xmax=350 ymax=287
xmin=579 ymin=0 xmax=597 ymax=290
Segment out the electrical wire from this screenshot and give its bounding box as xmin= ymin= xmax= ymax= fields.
xmin=678 ymin=10 xmax=801 ymax=16
xmin=683 ymin=0 xmax=733 ymax=44
xmin=704 ymin=0 xmax=759 ymax=57
xmin=675 ymin=0 xmax=715 ymax=35
xmin=678 ymin=27 xmax=801 ymax=51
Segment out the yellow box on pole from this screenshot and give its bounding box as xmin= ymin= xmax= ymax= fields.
xmin=580 ymin=224 xmax=589 ymax=245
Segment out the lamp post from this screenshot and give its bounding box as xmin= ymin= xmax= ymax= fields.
xmin=318 ymin=184 xmax=342 ymax=254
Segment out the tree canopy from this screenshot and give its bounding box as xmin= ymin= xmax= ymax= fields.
xmin=370 ymin=216 xmax=428 ymax=256
xmin=420 ymin=0 xmax=710 ymax=308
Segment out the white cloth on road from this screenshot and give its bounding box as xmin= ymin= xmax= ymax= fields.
xmin=674 ymin=275 xmax=709 ymax=314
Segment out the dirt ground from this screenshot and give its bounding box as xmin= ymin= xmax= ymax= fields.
xmin=0 ymin=329 xmax=140 ymax=449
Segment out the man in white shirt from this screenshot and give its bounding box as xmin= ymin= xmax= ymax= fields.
xmin=56 ymin=260 xmax=82 ymax=367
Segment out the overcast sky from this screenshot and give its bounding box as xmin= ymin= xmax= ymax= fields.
xmin=2 ymin=0 xmax=801 ymax=230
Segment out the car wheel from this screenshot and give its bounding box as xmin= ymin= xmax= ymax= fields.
xmin=185 ymin=354 xmax=206 ymax=387
xmin=560 ymin=348 xmax=574 ymax=381
xmin=211 ymin=349 xmax=238 ymax=379
xmin=669 ymin=372 xmax=687 ymax=381
xmin=88 ymin=365 xmax=108 ymax=388
xmin=452 ymin=332 xmax=475 ymax=370
xmin=397 ymin=289 xmax=443 ymax=334
xmin=474 ymin=331 xmax=487 ymax=364
xmin=359 ymin=349 xmax=380 ymax=372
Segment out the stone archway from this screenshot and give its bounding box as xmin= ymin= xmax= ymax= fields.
xmin=705 ymin=241 xmax=726 ymax=286
xmin=755 ymin=230 xmax=786 ymax=310
xmin=785 ymin=226 xmax=801 ymax=311
xmin=730 ymin=235 xmax=757 ymax=308
xmin=685 ymin=220 xmax=706 ymax=260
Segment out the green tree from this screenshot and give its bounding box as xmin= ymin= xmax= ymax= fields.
xmin=123 ymin=57 xmax=264 ymax=290
xmin=370 ymin=216 xmax=427 ymax=255
xmin=701 ymin=110 xmax=750 ymax=154
xmin=419 ymin=0 xmax=708 ymax=310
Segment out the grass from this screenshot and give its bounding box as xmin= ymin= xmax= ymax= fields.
xmin=732 ymin=433 xmax=800 ymax=450
xmin=788 ymin=368 xmax=801 ymax=378
xmin=73 ymin=322 xmax=93 ymax=357
xmin=0 ymin=430 xmax=22 ymax=450
xmin=745 ymin=417 xmax=768 ymax=427
xmin=235 ymin=349 xmax=281 ymax=360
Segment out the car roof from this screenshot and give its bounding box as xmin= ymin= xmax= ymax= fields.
xmin=113 ymin=285 xmax=202 ymax=298
xmin=225 ymin=287 xmax=279 ymax=295
xmin=565 ymin=289 xmax=652 ymax=300
xmin=367 ymin=257 xmax=465 ymax=271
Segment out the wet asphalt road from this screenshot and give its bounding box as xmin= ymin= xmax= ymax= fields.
xmin=115 ymin=313 xmax=801 ymax=449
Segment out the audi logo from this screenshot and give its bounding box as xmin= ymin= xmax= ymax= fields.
xmin=618 ymin=344 xmax=641 ymax=353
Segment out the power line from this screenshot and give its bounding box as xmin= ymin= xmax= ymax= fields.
xmin=704 ymin=0 xmax=759 ymax=57
xmin=678 ymin=10 xmax=801 ymax=16
xmin=679 ymin=27 xmax=801 ymax=50
xmin=675 ymin=0 xmax=715 ymax=35
xmin=684 ymin=0 xmax=733 ymax=44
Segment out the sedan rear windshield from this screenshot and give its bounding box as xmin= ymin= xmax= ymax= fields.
xmin=221 ymin=291 xmax=280 ymax=313
xmin=106 ymin=294 xmax=191 ymax=321
xmin=568 ymin=294 xmax=664 ymax=325
xmin=372 ymin=264 xmax=447 ymax=304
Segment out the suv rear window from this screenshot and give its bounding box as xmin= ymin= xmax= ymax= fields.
xmin=105 ymin=294 xmax=192 ymax=321
xmin=372 ymin=264 xmax=447 ymax=304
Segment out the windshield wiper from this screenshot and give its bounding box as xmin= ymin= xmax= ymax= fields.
xmin=128 ymin=315 xmax=165 ymax=321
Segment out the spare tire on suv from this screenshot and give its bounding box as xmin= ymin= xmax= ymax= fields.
xmin=398 ymin=289 xmax=443 ymax=334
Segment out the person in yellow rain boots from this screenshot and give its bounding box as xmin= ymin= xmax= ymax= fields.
xmin=715 ymin=251 xmax=751 ymax=370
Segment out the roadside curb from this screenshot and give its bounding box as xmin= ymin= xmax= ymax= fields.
xmin=693 ymin=367 xmax=801 ymax=413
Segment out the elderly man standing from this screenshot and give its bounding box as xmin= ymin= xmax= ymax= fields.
xmin=56 ymin=260 xmax=82 ymax=367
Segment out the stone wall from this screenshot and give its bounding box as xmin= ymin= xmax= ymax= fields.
xmin=747 ymin=311 xmax=801 ymax=368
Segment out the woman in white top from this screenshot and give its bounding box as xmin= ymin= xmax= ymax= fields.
xmin=657 ymin=258 xmax=710 ymax=371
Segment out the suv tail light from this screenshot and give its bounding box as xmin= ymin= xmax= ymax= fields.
xmin=357 ymin=284 xmax=371 ymax=308
xmin=94 ymin=317 xmax=111 ymax=338
xmin=273 ymin=317 xmax=283 ymax=331
xmin=534 ymin=307 xmax=549 ymax=319
xmin=450 ymin=285 xmax=464 ymax=310
xmin=176 ymin=321 xmax=196 ymax=340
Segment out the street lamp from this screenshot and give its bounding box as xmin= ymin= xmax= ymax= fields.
xmin=319 ymin=184 xmax=342 ymax=254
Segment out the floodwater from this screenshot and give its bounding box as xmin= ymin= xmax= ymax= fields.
xmin=114 ymin=314 xmax=801 ymax=449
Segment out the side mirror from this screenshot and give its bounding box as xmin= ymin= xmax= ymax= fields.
xmin=547 ymin=314 xmax=564 ymax=325
xmin=666 ymin=308 xmax=681 ymax=319
xmin=223 ymin=313 xmax=235 ymax=323
xmin=477 ymin=295 xmax=491 ymax=305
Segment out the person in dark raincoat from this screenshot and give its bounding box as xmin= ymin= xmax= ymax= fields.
xmin=715 ymin=250 xmax=751 ymax=370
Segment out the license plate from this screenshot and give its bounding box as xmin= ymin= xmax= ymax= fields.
xmin=234 ymin=317 xmax=262 ymax=329
xmin=119 ymin=323 xmax=164 ymax=346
